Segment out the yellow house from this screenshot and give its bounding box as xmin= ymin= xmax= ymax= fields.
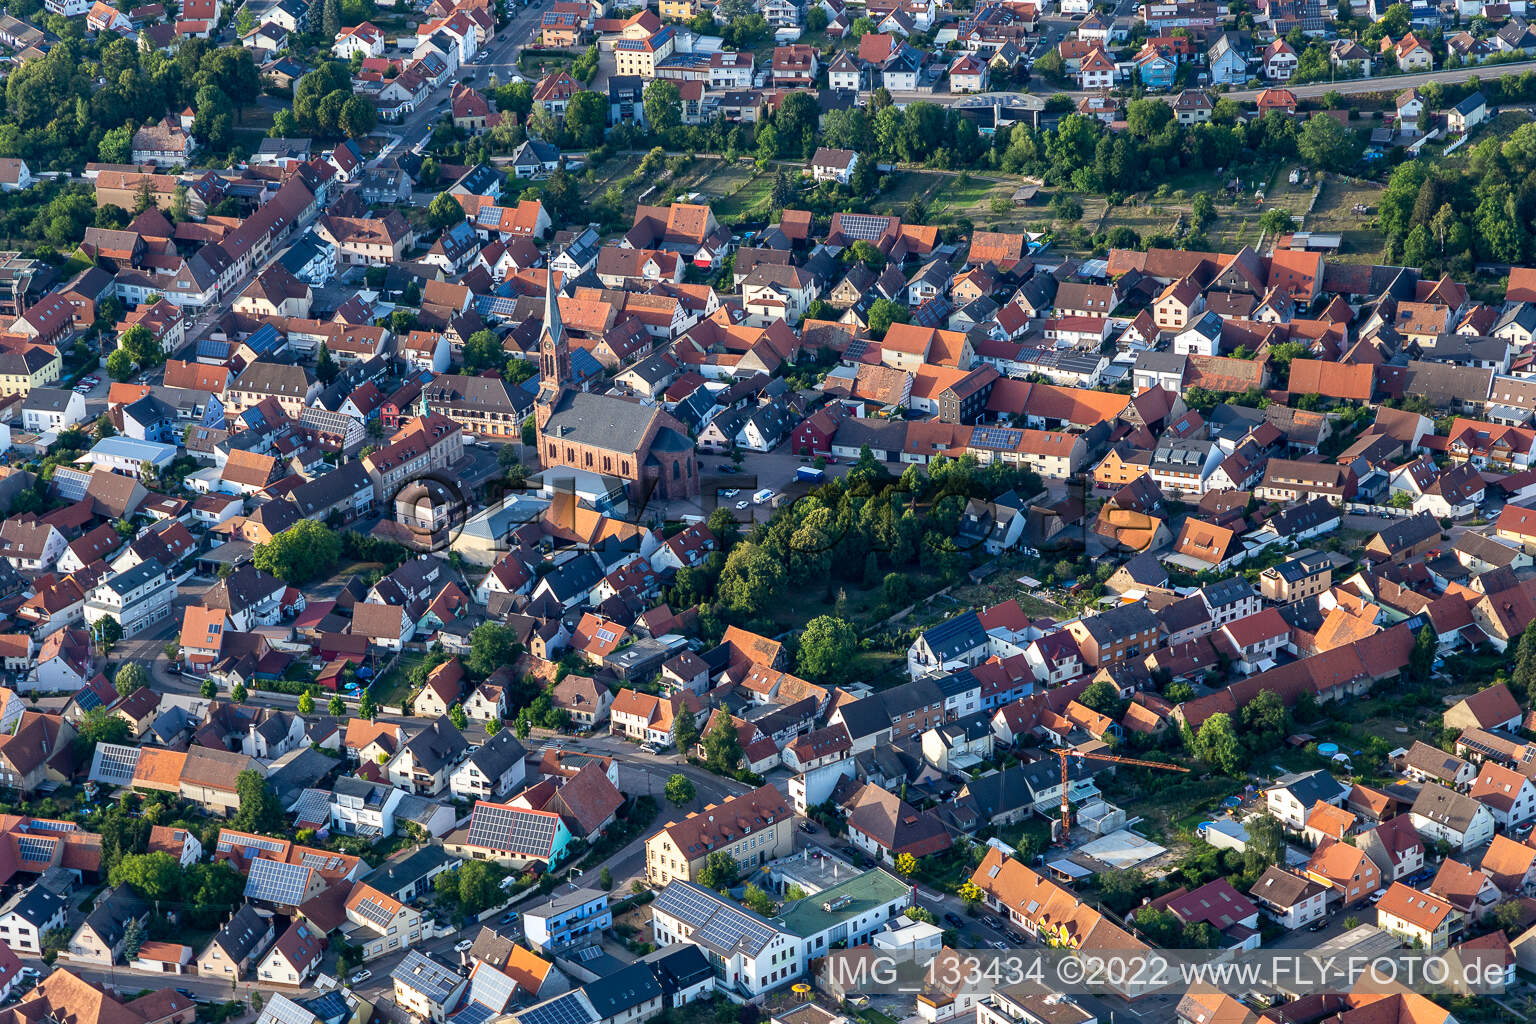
xmin=0 ymin=346 xmax=60 ymax=396
xmin=658 ymin=0 xmax=698 ymax=18
xmin=644 ymin=784 xmax=794 ymax=886
xmin=614 ymin=28 xmax=675 ymax=77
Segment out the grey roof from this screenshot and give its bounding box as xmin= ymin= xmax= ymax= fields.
xmin=22 ymin=387 xmax=75 ymax=414
xmin=640 ymin=943 xmax=712 ymax=994
xmin=1452 ymin=91 xmax=1486 ymax=115
xmin=402 ymin=715 xmax=469 ymax=773
xmin=1273 ymin=769 xmax=1347 ymax=808
xmin=1411 ymin=782 xmax=1487 ymax=832
xmin=581 ymin=963 xmax=661 ymax=1019
xmin=98 ymin=557 xmax=167 ymax=599
xmin=0 ymin=885 xmax=65 ymax=928
xmin=1200 ymin=577 xmax=1257 ymax=609
xmin=542 ymin=391 xmax=662 ymax=454
xmin=527 ymin=886 xmax=607 ymax=920
xmin=465 ymin=730 xmax=526 ymax=781
xmin=1267 ymin=497 xmax=1340 ymax=537
xmin=81 ymin=886 xmax=147 ymax=948
xmin=919 ymin=611 xmax=987 ymax=660
xmin=1077 ymin=601 xmax=1159 ymax=644
xmin=209 ymin=904 xmax=273 ymax=964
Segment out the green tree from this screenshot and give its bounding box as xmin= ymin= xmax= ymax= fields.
xmin=106 ymin=348 xmax=135 ymax=382
xmin=231 ymin=770 xmax=283 ymax=834
xmin=449 ymin=704 xmax=468 ymax=730
xmin=563 ymin=90 xmax=608 ymax=148
xmin=643 ymin=79 xmax=681 ymax=134
xmin=99 ymin=124 xmax=134 ymax=164
xmin=468 ymin=622 xmax=517 ymax=676
xmin=322 ymin=0 xmax=341 ymax=37
xmin=1077 ymin=680 xmax=1120 ymax=714
xmin=1409 ymin=625 xmax=1437 ymax=683
xmin=665 ymin=773 xmax=696 ymax=805
xmin=109 ymin=851 xmax=181 ymax=902
xmin=742 ymin=883 xmax=776 ymax=916
xmin=201 ymin=679 xmax=218 ymax=699
xmin=715 ymin=542 xmax=784 ymax=620
xmin=1192 ymin=713 xmax=1242 ymax=775
xmin=702 ymin=711 xmax=743 ymax=775
xmin=298 ymin=690 xmax=314 ymax=714
xmin=315 ymin=342 xmax=338 ymax=386
xmin=114 ymin=662 xmax=148 ymax=697
xmin=673 ymin=704 xmax=699 ymax=752
xmin=72 ymin=706 xmax=131 ymax=763
xmin=796 ymin=615 xmax=857 ymax=683
xmin=252 ymin=520 xmax=341 ymax=584
xmin=429 ymin=190 xmax=464 ymax=230
xmin=462 ymin=330 xmax=503 ymax=373
xmin=1259 ymin=207 xmax=1298 ymax=237
xmin=1243 ymin=814 xmax=1286 ymax=873
xmin=328 ymin=694 xmax=346 ymax=717
xmin=599 ymin=866 xmax=613 ymax=890
xmin=456 ymin=861 xmax=504 ymax=914
xmin=1297 ymin=112 xmax=1362 ymax=172
xmin=359 ymin=690 xmax=377 ymax=720
xmin=231 ymin=682 xmax=247 ymax=703
xmin=121 ymin=918 xmax=144 ymax=963
xmin=866 ymin=298 xmax=909 ymax=339
xmin=697 ymin=850 xmax=739 ymax=889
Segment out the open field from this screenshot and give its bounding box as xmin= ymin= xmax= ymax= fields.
xmin=1305 ymin=175 xmax=1388 ymax=263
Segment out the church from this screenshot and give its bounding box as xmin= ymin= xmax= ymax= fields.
xmin=534 ymin=275 xmax=700 ymax=502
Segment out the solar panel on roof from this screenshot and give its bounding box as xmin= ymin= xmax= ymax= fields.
xmin=466 ymin=804 xmax=558 ymax=858
xmin=15 ymin=835 xmax=55 ymax=863
xmin=519 ymin=992 xmax=596 ymax=1024
xmin=221 ymin=832 xmax=287 ymax=855
xmin=392 ymin=951 xmax=461 ymax=1002
xmin=466 ymin=965 xmax=517 ymax=1011
xmin=260 ymin=994 xmax=318 ymax=1024
xmin=245 ymin=857 xmax=312 ymax=905
xmin=449 ymin=1005 xmax=495 ymax=1024
xmin=475 ymin=206 xmax=503 ymax=226
xmin=89 ymin=743 xmax=141 ymax=785
xmin=353 ymin=893 xmax=395 ymax=930
xmin=835 ymin=214 xmax=894 ymax=242
xmin=655 ymin=882 xmax=778 ymax=955
xmin=25 ymin=820 xmax=72 ymax=834
xmin=288 ymin=788 xmax=332 ymax=826
xmin=970 ymin=426 xmax=1021 ymax=449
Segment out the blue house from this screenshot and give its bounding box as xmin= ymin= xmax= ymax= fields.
xmin=522 ymin=887 xmax=613 ymax=953
xmin=1207 ymin=33 xmax=1250 ymax=85
xmin=1136 ymin=48 xmax=1177 ymax=90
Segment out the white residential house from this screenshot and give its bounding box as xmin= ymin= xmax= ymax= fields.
xmin=82 ymin=558 xmax=177 ymax=638
xmin=1266 ymin=770 xmax=1346 ymax=830
xmin=21 ymin=388 xmax=86 ymax=434
xmin=1470 ymin=763 xmax=1536 ymax=829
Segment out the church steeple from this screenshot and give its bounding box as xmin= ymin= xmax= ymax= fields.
xmin=536 ymin=269 xmax=570 ymax=423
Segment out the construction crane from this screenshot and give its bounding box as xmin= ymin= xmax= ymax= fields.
xmin=1054 ymin=747 xmax=1189 ymax=839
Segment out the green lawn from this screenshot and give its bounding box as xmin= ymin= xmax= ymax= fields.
xmin=708 ymin=171 xmax=774 ymax=222
xmin=370 ymin=652 xmax=425 ymax=708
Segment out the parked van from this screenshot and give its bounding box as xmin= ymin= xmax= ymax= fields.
xmin=752 ymin=488 xmax=775 ymax=504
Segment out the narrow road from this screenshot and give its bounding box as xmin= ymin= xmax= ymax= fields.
xmin=1220 ymin=59 xmax=1536 ymax=100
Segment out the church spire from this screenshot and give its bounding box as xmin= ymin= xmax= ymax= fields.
xmin=543 ymin=265 xmax=563 ymax=346
xmin=536 ymin=268 xmax=571 ymax=423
